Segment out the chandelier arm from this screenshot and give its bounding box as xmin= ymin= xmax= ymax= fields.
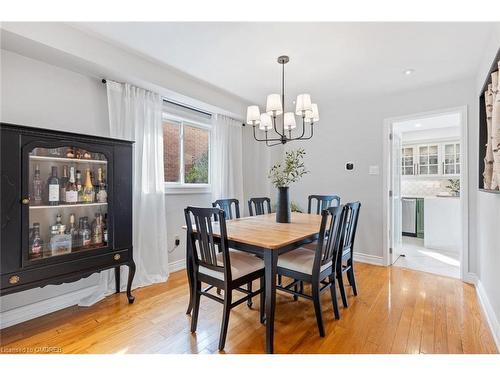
xmin=272 ymin=115 xmax=284 ymax=138
xmin=289 ymin=116 xmax=307 ymax=140
xmin=253 ymin=124 xmax=282 ymax=142
xmin=293 ymin=123 xmax=314 ymax=140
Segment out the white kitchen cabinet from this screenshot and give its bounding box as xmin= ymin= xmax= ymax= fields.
xmin=401 ymin=140 xmax=460 ymax=179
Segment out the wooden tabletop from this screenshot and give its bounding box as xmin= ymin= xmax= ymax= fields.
xmin=183 ymin=212 xmax=323 ymax=250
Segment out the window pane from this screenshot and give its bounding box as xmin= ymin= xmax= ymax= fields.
xmin=419 ymin=146 xmax=428 ymax=156
xmin=429 ymin=165 xmax=438 ymax=174
xmin=429 ymin=145 xmax=438 ymax=155
xmin=445 ymin=165 xmax=454 ymax=174
xmin=163 ymin=121 xmax=181 ymax=183
xmin=420 ymin=165 xmax=428 ymax=174
xmin=184 ymin=125 xmax=209 ymax=184
xmin=445 ymin=144 xmax=454 ymax=154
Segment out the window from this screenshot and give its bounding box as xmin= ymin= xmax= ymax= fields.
xmin=163 ymin=117 xmax=210 ymax=189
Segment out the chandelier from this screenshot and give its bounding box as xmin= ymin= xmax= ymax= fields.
xmin=246 ymin=55 xmax=319 ymax=146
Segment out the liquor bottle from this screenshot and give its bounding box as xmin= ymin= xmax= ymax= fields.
xmin=29 ymin=222 xmax=43 ymax=259
xmin=32 ymin=164 xmax=43 ymax=205
xmin=47 ymin=166 xmax=60 ymax=206
xmin=66 ymin=213 xmax=79 ymax=249
xmin=83 ymin=169 xmax=94 ymax=203
xmin=75 ymin=170 xmax=83 ymax=202
xmin=76 ymin=217 xmax=84 ymax=248
xmin=96 ymin=168 xmax=108 ymax=203
xmin=103 ymin=213 xmax=108 ymax=244
xmin=54 ymin=213 xmax=64 ymax=233
xmin=65 ymin=167 xmax=78 ymax=204
xmin=59 ymin=165 xmax=69 ymax=203
xmin=66 ymin=147 xmax=75 ymax=158
xmin=91 ymin=213 xmax=103 ymax=245
xmin=79 ymin=216 xmax=91 ymax=247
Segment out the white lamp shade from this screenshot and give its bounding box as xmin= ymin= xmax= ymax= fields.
xmin=305 ymin=103 xmax=319 ymax=123
xmin=246 ymin=105 xmax=261 ymax=125
xmin=295 ymin=94 xmax=312 ymax=115
xmin=284 ymin=112 xmax=297 ymax=130
xmin=259 ymin=113 xmax=273 ymax=130
xmin=266 ymin=94 xmax=283 ymax=115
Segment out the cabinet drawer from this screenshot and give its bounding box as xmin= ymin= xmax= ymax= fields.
xmin=0 ymin=249 xmax=131 ymax=294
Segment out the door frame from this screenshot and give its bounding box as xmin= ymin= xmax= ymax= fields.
xmin=382 ymin=105 xmax=469 ymax=281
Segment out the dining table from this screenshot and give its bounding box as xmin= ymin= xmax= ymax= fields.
xmin=183 ymin=212 xmax=323 ymax=354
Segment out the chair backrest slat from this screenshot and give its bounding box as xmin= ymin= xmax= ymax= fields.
xmin=185 ymin=206 xmax=232 ymax=280
xmin=312 ymin=205 xmax=344 ymax=274
xmin=308 ymin=195 xmax=341 ymax=215
xmin=212 ymin=199 xmax=240 ymax=221
xmin=248 ymin=197 xmax=272 ymax=216
xmin=340 ymin=201 xmax=361 ymax=257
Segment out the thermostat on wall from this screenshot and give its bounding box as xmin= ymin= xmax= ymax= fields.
xmin=345 ymin=162 xmax=354 ymax=171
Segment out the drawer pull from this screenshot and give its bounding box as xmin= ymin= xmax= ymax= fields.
xmin=9 ymin=275 xmax=20 ymax=284
xmin=21 ymin=198 xmax=30 ymax=205
xmin=113 ymin=254 xmax=121 ymax=261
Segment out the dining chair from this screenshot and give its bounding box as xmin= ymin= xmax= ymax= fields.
xmin=248 ymin=197 xmax=272 ymax=216
xmin=307 ymin=194 xmax=341 ymax=214
xmin=276 ymin=205 xmax=344 ymax=337
xmin=336 ymin=201 xmax=361 ymax=308
xmin=184 ymin=206 xmax=265 ymax=351
xmin=212 ymin=198 xmax=240 ymax=220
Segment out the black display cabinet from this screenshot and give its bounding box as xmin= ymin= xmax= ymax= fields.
xmin=0 ymin=123 xmax=136 ymax=303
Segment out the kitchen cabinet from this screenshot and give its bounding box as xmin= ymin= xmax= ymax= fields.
xmin=401 ymin=140 xmax=460 ymax=178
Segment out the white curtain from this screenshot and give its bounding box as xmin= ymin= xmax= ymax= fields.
xmin=80 ymin=81 xmax=168 ymax=305
xmin=211 ymin=114 xmax=244 ymax=204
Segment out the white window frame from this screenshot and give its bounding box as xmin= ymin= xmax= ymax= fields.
xmin=163 ymin=113 xmax=212 ymax=194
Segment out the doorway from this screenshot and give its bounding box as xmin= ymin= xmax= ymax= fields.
xmin=383 ymin=107 xmax=468 ymax=280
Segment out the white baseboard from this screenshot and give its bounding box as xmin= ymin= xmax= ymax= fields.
xmin=475 ymin=279 xmax=500 ymax=351
xmin=353 ymin=252 xmax=384 ymax=266
xmin=0 ymin=285 xmax=98 ymax=329
xmin=168 ymin=258 xmax=186 ymax=273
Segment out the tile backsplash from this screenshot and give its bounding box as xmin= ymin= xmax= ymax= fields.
xmin=401 ymin=179 xmax=454 ymax=197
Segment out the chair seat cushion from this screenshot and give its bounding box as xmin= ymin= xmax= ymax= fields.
xmin=198 ymin=249 xmax=264 ymax=281
xmin=278 ymin=247 xmax=332 ymax=275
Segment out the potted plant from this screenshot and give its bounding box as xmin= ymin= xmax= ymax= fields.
xmin=268 ymin=148 xmax=308 ymax=222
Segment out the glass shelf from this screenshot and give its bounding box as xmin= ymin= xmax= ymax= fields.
xmin=30 ymin=202 xmax=108 ymax=209
xmin=29 ymin=155 xmax=107 ymax=164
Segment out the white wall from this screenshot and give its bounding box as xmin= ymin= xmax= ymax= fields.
xmin=475 ymin=24 xmax=500 ymax=347
xmin=0 ymin=34 xmax=260 ymax=323
xmin=285 ymin=78 xmax=476 ymax=265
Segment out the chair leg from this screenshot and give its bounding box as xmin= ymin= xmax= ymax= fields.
xmin=293 ymin=281 xmax=299 ymax=301
xmin=347 ymin=263 xmax=358 ymax=296
xmin=337 ymin=272 xmax=348 ymax=308
xmin=299 ymin=281 xmax=304 ymax=294
xmin=260 ymin=276 xmax=265 ymax=324
xmin=218 ymin=291 xmax=232 ymax=351
xmin=329 ymin=275 xmax=340 ymax=320
xmin=190 ymin=280 xmax=202 ymax=332
xmin=278 ymin=275 xmax=282 ymax=286
xmin=216 ymin=288 xmax=222 ymax=295
xmin=311 ymin=282 xmax=325 ymax=337
xmin=247 ymin=282 xmax=253 ymax=308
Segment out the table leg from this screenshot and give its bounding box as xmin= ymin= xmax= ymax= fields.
xmin=264 ymin=250 xmax=278 ymax=354
xmin=186 ymin=233 xmax=195 ymax=315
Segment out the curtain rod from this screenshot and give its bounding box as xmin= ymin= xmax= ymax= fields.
xmin=102 ymin=78 xmax=245 ymax=126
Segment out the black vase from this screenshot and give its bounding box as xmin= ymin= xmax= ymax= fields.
xmin=276 ymin=186 xmax=291 ymax=223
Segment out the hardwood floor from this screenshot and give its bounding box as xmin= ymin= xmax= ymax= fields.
xmin=0 ymin=263 xmax=497 ymax=354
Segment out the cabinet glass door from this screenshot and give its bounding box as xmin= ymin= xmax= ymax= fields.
xmin=418 ymin=145 xmax=439 ymax=175
xmin=27 ymin=146 xmax=110 ymax=261
xmin=443 ymin=143 xmax=460 ymax=175
xmin=401 ymin=147 xmax=415 ymax=175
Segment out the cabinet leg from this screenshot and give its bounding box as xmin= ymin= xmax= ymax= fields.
xmin=114 ymin=266 xmax=120 ymax=293
xmin=126 ymin=261 xmax=136 ymax=304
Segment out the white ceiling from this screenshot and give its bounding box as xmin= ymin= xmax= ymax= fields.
xmin=73 ymin=22 xmax=495 ymax=106
xmin=395 ymin=112 xmax=461 ymax=133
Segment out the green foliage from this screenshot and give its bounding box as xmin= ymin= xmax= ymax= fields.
xmin=185 ymin=151 xmax=209 ymax=183
xmin=268 ymin=148 xmax=308 ymax=188
xmin=290 ymin=201 xmax=303 ymax=213
xmin=446 ymin=179 xmax=460 ymax=195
